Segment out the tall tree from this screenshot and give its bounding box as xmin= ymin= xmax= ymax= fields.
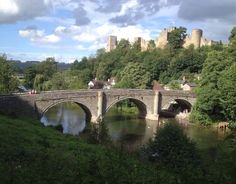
xmin=167 ymin=27 xmax=187 ymax=50
xmin=24 ymin=66 xmax=36 ymax=88
xmin=218 ymin=63 xmax=236 ymax=123
xmin=192 ymin=51 xmax=233 ymax=123
xmin=0 ymin=55 xmax=19 ymax=94
xmin=36 ymin=57 xmax=57 ymax=80
xmin=116 ymin=62 xmax=150 ymax=89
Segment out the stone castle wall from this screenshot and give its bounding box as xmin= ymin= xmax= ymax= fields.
xmin=106 ymin=27 xmax=218 ymax=52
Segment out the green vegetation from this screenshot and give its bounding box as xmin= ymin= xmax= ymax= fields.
xmin=1 ymin=115 xmax=236 ymax=183
xmin=0 ymin=55 xmax=19 ymax=94
xmin=142 ymin=122 xmax=202 ymax=183
xmin=191 ymin=27 xmax=236 ymax=126
xmin=0 ymin=115 xmax=157 ymax=183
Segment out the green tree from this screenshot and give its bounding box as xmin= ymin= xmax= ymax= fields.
xmin=116 ymin=62 xmax=150 ymax=89
xmin=117 ymin=39 xmax=131 ymax=50
xmin=36 ymin=57 xmax=57 ymax=80
xmin=50 ymin=72 xmax=68 ymax=90
xmin=143 ymin=122 xmax=201 ymax=183
xmin=24 ymin=66 xmax=36 ymax=88
xmin=147 ymin=40 xmax=156 ymax=51
xmin=33 ymin=74 xmax=45 ymax=91
xmin=193 ymin=51 xmax=233 ymax=124
xmin=218 ymin=63 xmax=236 ymax=124
xmin=167 ymin=27 xmax=187 ymax=50
xmin=229 ymin=27 xmax=236 ymax=44
xmin=0 ymin=55 xmax=19 ymax=94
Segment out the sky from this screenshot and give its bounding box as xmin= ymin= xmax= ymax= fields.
xmin=0 ymin=0 xmax=235 ymax=63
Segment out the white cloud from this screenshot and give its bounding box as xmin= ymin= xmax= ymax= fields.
xmin=19 ymin=27 xmax=61 ymax=44
xmin=0 ymin=0 xmax=19 ymax=15
xmin=0 ymin=0 xmax=52 ymax=23
xmin=73 ymin=33 xmax=97 ymax=42
xmin=53 ymin=22 xmax=151 ymax=51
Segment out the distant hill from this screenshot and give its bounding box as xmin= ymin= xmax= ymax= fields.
xmin=8 ymin=60 xmax=72 ymax=72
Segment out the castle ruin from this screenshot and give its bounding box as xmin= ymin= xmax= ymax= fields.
xmin=106 ymin=27 xmax=218 ymax=52
xmin=106 ymin=35 xmax=117 ymax=52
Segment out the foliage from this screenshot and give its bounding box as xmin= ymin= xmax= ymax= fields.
xmin=167 ymin=27 xmax=187 ymax=50
xmin=0 ymin=55 xmax=19 ymax=94
xmin=218 ymin=63 xmax=236 ymax=122
xmin=116 ymin=62 xmax=151 ymax=89
xmin=24 ymin=66 xmax=36 ymax=88
xmin=88 ymin=121 xmax=111 ymax=145
xmin=192 ymin=27 xmax=236 ymax=125
xmin=36 ymin=57 xmax=57 ymax=80
xmin=142 ymin=122 xmax=202 ymax=183
xmin=0 ymin=115 xmax=158 ymax=183
xmin=49 ymin=72 xmax=69 ymax=90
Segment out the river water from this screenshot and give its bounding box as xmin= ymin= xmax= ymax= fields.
xmin=40 ymin=102 xmax=229 ymax=150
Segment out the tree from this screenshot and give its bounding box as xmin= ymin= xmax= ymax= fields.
xmin=228 ymin=27 xmax=236 ymax=57
xmin=143 ymin=122 xmax=201 ymax=183
xmin=167 ymin=27 xmax=187 ymax=50
xmin=36 ymin=57 xmax=57 ymax=80
xmin=193 ymin=50 xmax=233 ymax=124
xmin=0 ymin=55 xmax=19 ymax=94
xmin=218 ymin=63 xmax=236 ymax=124
xmin=24 ymin=66 xmax=36 ymax=88
xmin=117 ymin=39 xmax=131 ymax=50
xmin=147 ymin=40 xmax=156 ymax=51
xmin=116 ymin=62 xmax=150 ymax=89
xmin=229 ymin=27 xmax=236 ymax=44
xmin=50 ymin=72 xmax=68 ymax=90
xmin=33 ymin=74 xmax=45 ymax=91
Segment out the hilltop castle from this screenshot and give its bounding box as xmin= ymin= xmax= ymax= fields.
xmin=106 ymin=27 xmax=219 ymax=52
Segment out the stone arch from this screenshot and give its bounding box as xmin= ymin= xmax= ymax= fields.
xmin=105 ymin=97 xmax=147 ymax=118
xmin=41 ymin=100 xmax=92 ymax=122
xmin=162 ymin=98 xmax=193 ymax=112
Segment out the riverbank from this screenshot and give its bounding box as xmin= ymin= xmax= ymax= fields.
xmin=0 ymin=114 xmax=158 ymax=183
xmin=1 ymin=114 xmax=236 ymax=183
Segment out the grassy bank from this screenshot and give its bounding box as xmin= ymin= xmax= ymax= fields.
xmin=0 ymin=115 xmax=156 ymax=183
xmin=1 ymin=115 xmax=236 ymax=184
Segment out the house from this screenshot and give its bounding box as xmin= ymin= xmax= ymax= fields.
xmin=182 ymin=82 xmax=197 ymax=91
xmin=88 ymin=78 xmax=116 ymax=89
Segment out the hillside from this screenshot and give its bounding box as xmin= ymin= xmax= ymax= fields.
xmin=0 ymin=115 xmax=155 ymax=183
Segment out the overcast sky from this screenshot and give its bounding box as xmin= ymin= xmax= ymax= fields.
xmin=0 ymin=0 xmax=235 ymax=62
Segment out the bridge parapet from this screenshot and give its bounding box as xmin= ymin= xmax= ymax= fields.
xmin=0 ymin=89 xmax=196 ymax=122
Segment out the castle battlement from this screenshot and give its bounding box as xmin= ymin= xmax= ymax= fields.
xmin=106 ymin=28 xmax=218 ymax=52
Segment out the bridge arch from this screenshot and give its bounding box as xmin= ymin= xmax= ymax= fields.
xmin=41 ymin=100 xmax=92 ymax=122
xmin=105 ymin=97 xmax=147 ymax=118
xmin=162 ymin=98 xmax=193 ymax=113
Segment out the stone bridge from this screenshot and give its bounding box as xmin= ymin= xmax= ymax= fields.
xmin=0 ymin=89 xmax=196 ymax=122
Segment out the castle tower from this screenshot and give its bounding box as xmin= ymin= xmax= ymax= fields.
xmin=191 ymin=29 xmax=203 ymax=48
xmin=106 ymin=35 xmax=117 ymax=52
xmin=134 ymin=37 xmax=148 ymax=51
xmin=155 ymin=27 xmax=176 ymax=49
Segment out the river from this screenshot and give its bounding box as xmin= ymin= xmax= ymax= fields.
xmin=40 ymin=102 xmax=230 ymax=150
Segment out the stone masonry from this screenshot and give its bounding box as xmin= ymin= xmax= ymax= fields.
xmin=0 ymin=89 xmax=196 ymax=123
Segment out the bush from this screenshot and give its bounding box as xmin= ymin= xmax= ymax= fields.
xmin=142 ymin=122 xmax=202 ymax=183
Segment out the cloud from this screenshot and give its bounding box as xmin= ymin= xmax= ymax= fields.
xmin=74 ymin=6 xmax=91 ymax=26
xmin=178 ymin=0 xmax=236 ymax=23
xmin=0 ymin=0 xmax=52 ymax=24
xmin=19 ymin=27 xmax=61 ymax=44
xmin=95 ymin=0 xmax=126 ymax=13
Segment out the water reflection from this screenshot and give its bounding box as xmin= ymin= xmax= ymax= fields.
xmin=40 ymin=102 xmax=230 ymax=150
xmin=40 ymin=102 xmax=86 ymax=135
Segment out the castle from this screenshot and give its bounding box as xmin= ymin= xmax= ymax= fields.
xmin=106 ymin=27 xmax=219 ymax=52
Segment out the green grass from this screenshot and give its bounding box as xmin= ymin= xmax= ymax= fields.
xmin=1 ymin=115 xmax=236 ymax=184
xmin=0 ymin=115 xmax=156 ymax=184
